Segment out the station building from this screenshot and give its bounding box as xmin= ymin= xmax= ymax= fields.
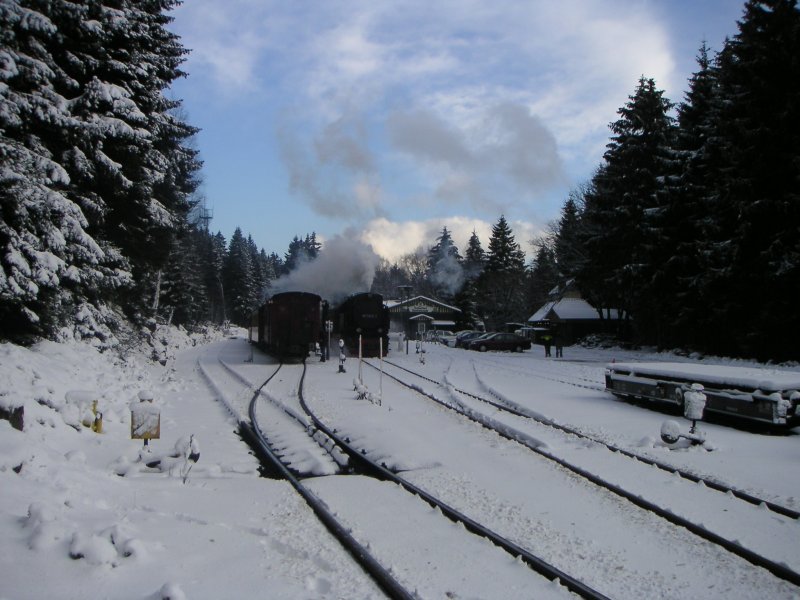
xmin=387 ymin=295 xmax=461 ymax=340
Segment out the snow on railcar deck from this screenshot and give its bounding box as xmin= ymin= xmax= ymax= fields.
xmin=607 ymin=362 xmax=800 ymax=392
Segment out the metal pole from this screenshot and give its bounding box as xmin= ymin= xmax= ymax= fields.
xmin=358 ymin=334 xmax=363 ymax=382
xmin=406 ymin=303 xmax=409 ymax=355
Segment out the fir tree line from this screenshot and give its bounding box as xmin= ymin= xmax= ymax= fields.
xmin=156 ymin=226 xmax=327 ymax=329
xmin=546 ymin=0 xmax=800 ymax=362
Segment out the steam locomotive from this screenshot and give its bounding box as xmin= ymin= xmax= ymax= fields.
xmin=249 ymin=291 xmax=389 ymax=360
xmin=329 ymin=292 xmax=390 ymax=358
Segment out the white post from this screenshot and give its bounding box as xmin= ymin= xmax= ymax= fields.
xmin=358 ymin=334 xmax=363 ymax=382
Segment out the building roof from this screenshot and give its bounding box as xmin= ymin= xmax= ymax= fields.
xmin=386 ymin=295 xmax=461 ymax=313
xmin=528 ymin=297 xmax=601 ymax=322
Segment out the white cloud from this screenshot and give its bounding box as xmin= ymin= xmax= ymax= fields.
xmin=359 ymin=216 xmax=543 ymax=263
xmin=169 ymin=0 xmax=697 ymax=256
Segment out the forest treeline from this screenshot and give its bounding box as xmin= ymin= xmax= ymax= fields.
xmin=1 ymin=1 xmax=798 ymax=361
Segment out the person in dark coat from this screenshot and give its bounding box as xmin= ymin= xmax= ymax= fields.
xmin=554 ymin=327 xmax=564 ymax=358
xmin=542 ymin=332 xmax=552 ymax=357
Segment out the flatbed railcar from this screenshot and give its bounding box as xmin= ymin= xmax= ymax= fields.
xmin=605 ymin=362 xmax=800 ymax=426
xmin=330 ymin=292 xmax=390 ymax=358
xmin=249 ymin=291 xmax=324 ymax=358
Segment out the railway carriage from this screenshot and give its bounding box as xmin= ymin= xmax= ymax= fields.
xmin=605 ymin=362 xmax=800 ymax=427
xmin=250 ymin=291 xmax=324 ymax=358
xmin=331 ymin=292 xmax=390 ymax=358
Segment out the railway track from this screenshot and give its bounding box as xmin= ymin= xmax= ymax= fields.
xmin=203 ymin=348 xmax=612 ymax=599
xmin=195 ymin=340 xmax=791 ymax=598
xmin=198 ymin=342 xmax=620 ymax=599
xmin=370 ymin=356 xmax=800 ymax=589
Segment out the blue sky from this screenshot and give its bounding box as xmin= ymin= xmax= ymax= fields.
xmin=166 ymin=0 xmax=745 ymax=262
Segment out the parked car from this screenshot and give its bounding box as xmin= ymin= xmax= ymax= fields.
xmin=466 ymin=332 xmax=532 ymax=352
xmin=438 ymin=332 xmax=458 ymax=346
xmin=454 ymin=331 xmax=485 ymax=348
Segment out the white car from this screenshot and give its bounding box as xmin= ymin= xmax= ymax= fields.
xmin=438 ymin=332 xmax=457 ymax=347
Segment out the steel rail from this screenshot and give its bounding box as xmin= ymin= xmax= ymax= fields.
xmin=372 ymin=359 xmax=800 ymax=588
xmin=241 ymin=361 xmax=416 ymax=600
xmin=384 ymin=358 xmax=800 ymax=521
xmin=298 ymin=367 xmax=611 ymax=600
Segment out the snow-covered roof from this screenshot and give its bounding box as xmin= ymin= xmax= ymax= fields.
xmin=528 ymin=298 xmax=600 ymax=322
xmin=529 ymin=301 xmax=555 ymax=322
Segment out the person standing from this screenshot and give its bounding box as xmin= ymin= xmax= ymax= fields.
xmin=554 ymin=327 xmax=563 ymax=358
xmin=542 ymin=332 xmax=552 ymax=357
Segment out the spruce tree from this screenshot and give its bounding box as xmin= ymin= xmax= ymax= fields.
xmin=463 ymin=230 xmax=486 ymax=280
xmin=223 ymin=228 xmax=257 ymax=325
xmin=0 ymin=1 xmax=128 ymax=341
xmin=553 ymin=191 xmax=585 ymax=281
xmin=702 ymin=0 xmax=800 ymax=360
xmin=0 ymin=0 xmax=200 ymax=342
xmin=665 ymin=42 xmax=721 ymax=349
xmin=159 ymin=228 xmax=208 ymax=327
xmin=528 ymin=244 xmax=558 ymax=313
xmin=479 ymin=216 xmax=527 ymax=330
xmin=202 ymin=231 xmax=227 ymax=323
xmin=453 ymin=230 xmax=486 ymax=330
xmin=578 ymin=77 xmax=677 ymax=343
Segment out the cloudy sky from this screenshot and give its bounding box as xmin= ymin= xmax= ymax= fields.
xmin=166 ymin=0 xmax=745 ymax=262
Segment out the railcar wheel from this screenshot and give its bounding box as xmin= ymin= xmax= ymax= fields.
xmin=674 ymin=387 xmax=685 ymax=409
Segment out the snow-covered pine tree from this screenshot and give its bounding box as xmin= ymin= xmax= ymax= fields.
xmin=247 ymin=235 xmax=269 ymax=306
xmin=202 ymin=231 xmax=227 ymax=323
xmin=223 ymin=228 xmax=258 ymax=326
xmin=1 ymin=2 xmax=129 ymax=341
xmin=158 ymin=228 xmax=209 ymax=327
xmin=0 ymin=0 xmax=200 ymax=343
xmin=63 ymin=0 xmax=200 ymax=310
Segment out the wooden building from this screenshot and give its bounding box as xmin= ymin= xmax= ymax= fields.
xmin=387 ymin=295 xmax=461 ymax=339
xmin=527 ymin=281 xmax=622 ymax=345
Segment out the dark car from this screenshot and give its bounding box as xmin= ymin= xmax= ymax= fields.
xmin=454 ymin=330 xmax=485 ymax=348
xmin=466 ymin=332 xmax=532 ymax=352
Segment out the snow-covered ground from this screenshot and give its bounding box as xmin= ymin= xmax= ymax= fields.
xmin=1 ymin=329 xmax=798 ymax=599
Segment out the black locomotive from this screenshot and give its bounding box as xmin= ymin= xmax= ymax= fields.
xmin=330 ymin=292 xmax=390 ymax=358
xmin=249 ymin=291 xmax=324 ymax=358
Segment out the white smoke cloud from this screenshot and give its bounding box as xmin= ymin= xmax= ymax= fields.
xmin=429 ymin=252 xmax=465 ymax=297
xmin=270 ymin=232 xmax=382 ymax=304
xmin=277 ymin=112 xmax=385 ymax=220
